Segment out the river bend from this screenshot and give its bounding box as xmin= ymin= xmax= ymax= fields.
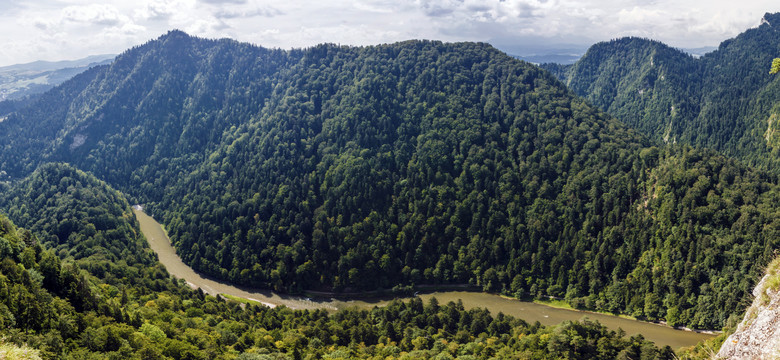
xmin=133 ymin=208 xmax=714 ymax=349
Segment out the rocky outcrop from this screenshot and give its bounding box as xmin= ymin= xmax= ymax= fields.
xmin=717 ymin=260 xmax=780 ymax=359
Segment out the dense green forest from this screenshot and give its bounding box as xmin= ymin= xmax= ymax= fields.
xmin=0 ymin=167 xmax=675 ymax=358
xmin=541 ymin=12 xmax=780 ymax=171
xmin=0 ymin=29 xmax=778 ymax=330
xmin=0 ymin=163 xmax=154 ymax=268
xmin=0 ymin=96 xmax=37 ymax=117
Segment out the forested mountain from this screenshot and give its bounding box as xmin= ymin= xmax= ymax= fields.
xmin=0 ymin=30 xmax=779 ymax=330
xmin=542 ymin=12 xmax=780 ymax=170
xmin=0 ymin=31 xmax=290 ymax=196
xmin=0 ymin=166 xmax=676 ymax=359
xmin=0 ymin=163 xmax=158 ymax=279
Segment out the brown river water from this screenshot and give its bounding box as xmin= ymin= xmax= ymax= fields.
xmin=133 ymin=208 xmax=715 ymax=349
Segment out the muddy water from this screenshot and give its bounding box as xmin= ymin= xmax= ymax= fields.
xmin=133 ymin=208 xmax=715 ymax=349
xmin=414 ymin=292 xmax=714 ymax=349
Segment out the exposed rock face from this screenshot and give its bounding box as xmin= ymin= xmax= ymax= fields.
xmin=717 ymin=263 xmax=780 ymax=359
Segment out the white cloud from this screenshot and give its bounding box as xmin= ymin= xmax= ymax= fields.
xmin=136 ymin=0 xmax=196 ymax=21
xmin=418 ymin=0 xmax=460 ymax=17
xmin=26 ymin=3 xmax=140 ymax=33
xmin=351 ymin=1 xmax=395 ymax=14
xmin=617 ymin=6 xmax=662 ymax=25
xmin=296 ymin=24 xmax=403 ymax=46
xmin=62 ymin=4 xmax=129 ymax=26
xmin=0 ymin=0 xmax=779 ymax=66
xmin=199 ymin=0 xmax=247 ymax=4
xmin=214 ymin=6 xmax=282 ymax=19
xmin=32 ymin=16 xmax=57 ymax=31
xmin=185 ymin=17 xmax=230 ymax=35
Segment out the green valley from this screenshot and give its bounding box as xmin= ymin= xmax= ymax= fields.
xmin=0 ymin=31 xmax=776 ymax=331
xmin=0 ymin=163 xmax=678 ymax=358
xmin=1 ymin=11 xmax=780 ymax=358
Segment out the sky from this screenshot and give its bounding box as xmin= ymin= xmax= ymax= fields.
xmin=0 ymin=0 xmax=779 ymax=67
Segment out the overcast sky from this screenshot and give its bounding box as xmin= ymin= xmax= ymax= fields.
xmin=1 ymin=0 xmax=778 ymax=67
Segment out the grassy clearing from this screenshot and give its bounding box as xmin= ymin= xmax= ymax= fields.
xmin=758 ymin=257 xmax=780 ymax=305
xmin=221 ymin=294 xmax=269 ymax=307
xmin=532 ymin=298 xmax=574 ymax=310
xmin=221 ymin=293 xmax=257 ymax=304
xmin=532 ymin=298 xmax=638 ymax=320
xmin=0 ymin=340 xmax=41 ymax=360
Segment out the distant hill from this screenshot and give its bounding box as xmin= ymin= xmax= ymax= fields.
xmin=0 ymin=54 xmax=114 ymax=101
xmin=682 ymin=46 xmax=717 ymax=57
xmin=541 ymin=12 xmax=780 ymax=171
xmin=0 ymin=30 xmax=779 ymax=329
xmin=515 ymin=53 xmax=583 ymax=65
xmin=492 ymin=41 xmax=588 ymax=65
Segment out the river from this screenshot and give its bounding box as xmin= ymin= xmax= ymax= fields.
xmin=133 ymin=208 xmax=715 ymax=349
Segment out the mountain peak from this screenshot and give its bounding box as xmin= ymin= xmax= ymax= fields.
xmin=762 ymin=12 xmax=780 ymax=26
xmin=158 ymin=29 xmax=190 ymax=41
xmin=153 ymin=29 xmax=195 ymax=48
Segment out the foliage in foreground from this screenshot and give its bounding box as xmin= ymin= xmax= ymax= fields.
xmin=0 ymin=164 xmax=676 ymax=359
xmin=677 ymin=331 xmax=730 ymax=360
xmin=0 ymin=212 xmax=677 ymax=359
xmin=0 ymin=339 xmax=42 ymax=360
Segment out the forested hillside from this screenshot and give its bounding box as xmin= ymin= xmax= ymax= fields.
xmin=542 ymin=12 xmax=780 ymax=170
xmin=0 ymin=163 xmax=163 ymax=288
xmin=0 ymin=31 xmax=293 ymax=201
xmin=0 ymin=31 xmax=778 ymax=329
xmin=0 ymin=167 xmax=675 ymax=358
xmin=0 ymin=163 xmax=151 ymax=264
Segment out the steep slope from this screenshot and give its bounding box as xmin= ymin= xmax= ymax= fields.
xmin=159 ymin=39 xmax=650 ymax=295
xmin=716 ymin=257 xmax=780 ymax=359
xmin=0 ymin=30 xmax=292 ymax=200
xmin=545 ymin=37 xmax=701 ymax=142
xmin=543 ymin=13 xmax=780 ymax=170
xmin=0 ymin=180 xmax=677 ymax=358
xmin=0 ymin=32 xmax=779 ymax=329
xmin=0 ymin=163 xmax=156 ymax=272
xmin=153 ymin=39 xmax=780 ymax=329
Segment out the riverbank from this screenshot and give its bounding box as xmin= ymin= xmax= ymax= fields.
xmin=303 ymin=284 xmax=481 ymax=299
xmin=529 ymin=298 xmax=720 ymax=335
xmin=133 ymin=207 xmax=715 ymax=349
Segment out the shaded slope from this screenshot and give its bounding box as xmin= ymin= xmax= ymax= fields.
xmin=547 ymin=37 xmax=701 ymax=142
xmin=159 ymin=39 xmax=649 ymax=294
xmin=150 ymin=39 xmax=779 ymax=329
xmin=0 ymin=30 xmax=293 ymax=201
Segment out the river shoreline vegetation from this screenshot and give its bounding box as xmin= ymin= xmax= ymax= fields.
xmin=0 ymin=190 xmax=677 ymax=358
xmin=135 ymin=202 xmax=715 ymax=349
xmin=1 ymin=12 xmax=780 ymax=359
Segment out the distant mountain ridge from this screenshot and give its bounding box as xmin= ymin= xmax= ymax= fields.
xmin=0 ymin=54 xmax=114 ymax=101
xmin=501 ymin=43 xmax=713 ymax=66
xmin=542 ymin=12 xmax=780 ymax=171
